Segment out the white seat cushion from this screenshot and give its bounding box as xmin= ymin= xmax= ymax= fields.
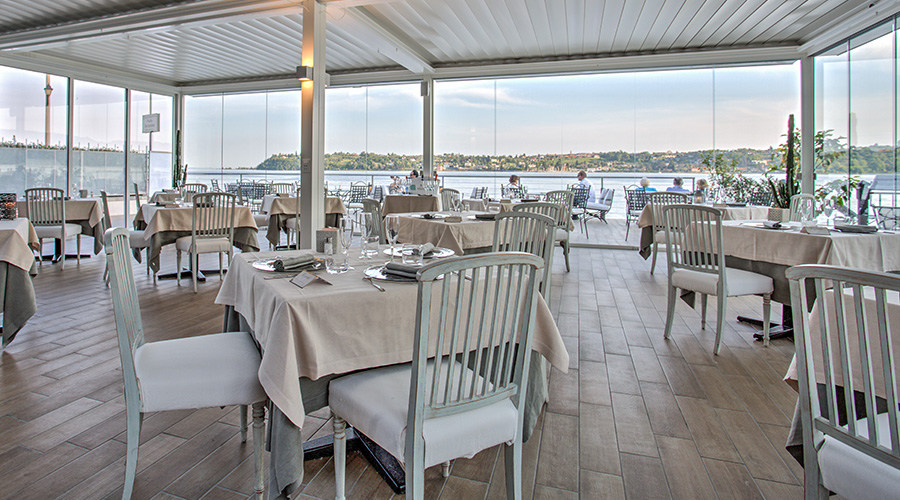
xmin=134 ymin=331 xmax=266 ymax=412
xmin=253 ymin=214 xmax=269 ymax=228
xmin=819 ymin=412 xmax=900 ymax=500
xmin=129 ymin=229 xmax=148 ymax=249
xmin=35 ymin=223 xmax=82 ymax=239
xmin=672 ymin=267 xmax=773 ymax=297
xmin=585 ymin=202 xmax=610 ymax=211
xmin=654 ymin=230 xmax=667 ymax=244
xmin=329 ymin=361 xmax=518 ymax=469
xmin=175 ymin=235 xmax=231 ymax=253
xmin=284 ymin=217 xmax=299 ymax=230
xmin=554 ymin=230 xmax=568 ymax=242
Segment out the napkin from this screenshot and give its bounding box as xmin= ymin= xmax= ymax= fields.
xmin=383 ymin=262 xmax=420 ymax=280
xmin=415 ymin=243 xmax=436 ymax=257
xmin=273 ymin=254 xmax=316 ymax=272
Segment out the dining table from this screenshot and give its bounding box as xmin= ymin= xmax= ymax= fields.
xmin=148 ymin=190 xmax=182 ymax=204
xmin=0 ymin=218 xmax=40 ymax=348
xmin=133 ymin=203 xmax=259 ymax=274
xmin=637 ymin=204 xmax=771 ymax=259
xmin=396 ymin=211 xmax=498 ymax=255
xmin=16 ymin=198 xmax=104 ymax=257
xmin=381 ymin=194 xmax=439 ymax=215
xmin=259 ymin=195 xmax=346 ymax=247
xmin=215 ymin=248 xmax=569 ymax=498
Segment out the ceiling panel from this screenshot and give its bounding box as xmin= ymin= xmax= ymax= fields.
xmin=0 ymin=0 xmax=889 ymax=88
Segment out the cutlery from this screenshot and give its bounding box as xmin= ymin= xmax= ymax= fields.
xmin=365 ymin=277 xmax=386 ymax=292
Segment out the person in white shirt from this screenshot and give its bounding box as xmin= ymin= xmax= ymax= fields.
xmin=666 ymin=177 xmax=691 ymax=193
xmin=577 ymin=170 xmax=596 ymax=203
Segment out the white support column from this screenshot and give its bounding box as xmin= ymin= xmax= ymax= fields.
xmin=124 ymin=88 xmax=132 ymax=223
xmin=801 ymin=55 xmax=815 ymax=195
xmin=421 ymin=77 xmax=434 ymax=178
xmin=66 ymin=77 xmax=74 ymax=197
xmin=299 ymin=0 xmax=326 ymax=249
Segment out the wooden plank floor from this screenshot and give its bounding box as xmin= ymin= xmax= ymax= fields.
xmin=0 ymin=229 xmax=804 ymax=500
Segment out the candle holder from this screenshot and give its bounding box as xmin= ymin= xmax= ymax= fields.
xmin=0 ymin=193 xmax=16 ymax=220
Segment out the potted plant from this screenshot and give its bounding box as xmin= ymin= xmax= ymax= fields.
xmin=766 ymin=115 xmax=799 ymax=222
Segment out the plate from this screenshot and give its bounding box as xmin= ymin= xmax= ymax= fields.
xmin=726 ymin=202 xmax=747 ymax=207
xmin=420 ymin=213 xmax=446 ymax=220
xmin=383 ymin=246 xmax=455 ymax=259
xmin=833 ymin=224 xmax=878 ymax=234
xmin=251 ymin=257 xmax=324 ymax=272
xmin=364 ymin=265 xmax=418 ymax=282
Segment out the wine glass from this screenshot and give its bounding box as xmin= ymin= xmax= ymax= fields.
xmin=340 ymin=216 xmax=353 ymax=257
xmin=385 ymin=215 xmax=400 ymax=261
xmin=798 ymin=198 xmax=814 ymax=225
xmin=822 ymin=199 xmax=835 ymax=225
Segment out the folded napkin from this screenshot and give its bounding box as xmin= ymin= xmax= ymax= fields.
xmin=383 ymin=262 xmax=420 ymax=280
xmin=273 ymin=254 xmax=316 ymax=272
xmin=414 ymin=243 xmax=436 ymax=257
xmin=763 ymin=221 xmax=782 ymax=229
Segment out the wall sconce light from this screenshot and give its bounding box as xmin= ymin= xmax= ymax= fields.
xmin=296 ymin=65 xmax=313 ymax=81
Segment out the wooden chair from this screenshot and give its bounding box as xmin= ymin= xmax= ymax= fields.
xmin=470 ymin=186 xmax=487 ymax=199
xmin=787 ymin=264 xmax=900 ymax=500
xmin=790 ymin=193 xmax=816 ymax=222
xmin=176 ymin=192 xmax=236 ymax=293
xmin=270 ymin=182 xmax=294 ymax=195
xmin=662 ymin=204 xmax=773 ymax=354
xmin=181 ymin=183 xmax=208 ymax=197
xmin=329 ymin=252 xmax=545 ymax=500
xmin=104 ymin=227 xmax=266 ymax=500
xmin=99 ymin=191 xmax=152 ymax=283
xmin=648 ymin=191 xmax=690 ymax=274
xmin=494 ymin=211 xmax=556 ymax=301
xmin=543 ymin=190 xmax=575 ymax=272
xmin=441 ymin=188 xmax=461 ymax=211
xmin=24 ymin=187 xmax=82 ymax=268
xmin=624 ymin=187 xmax=650 ymax=240
xmin=283 ymin=187 xmax=302 ymax=249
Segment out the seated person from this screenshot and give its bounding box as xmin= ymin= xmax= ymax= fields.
xmin=576 ymin=170 xmax=596 ymax=203
xmin=636 ymin=177 xmax=657 ymax=192
xmin=503 ymin=174 xmax=525 ymax=198
xmin=666 ymin=177 xmax=691 ymax=193
xmin=693 ymin=179 xmax=709 ymax=202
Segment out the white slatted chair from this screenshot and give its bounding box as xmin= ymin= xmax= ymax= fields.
xmin=360 ymin=198 xmax=386 ymax=244
xmin=176 ymin=192 xmax=236 ymax=293
xmin=270 ymin=182 xmax=294 ymax=195
xmin=99 ymin=191 xmax=152 ymax=283
xmin=495 ymin=210 xmax=557 ymax=302
xmin=543 ymin=190 xmax=575 ymax=272
xmin=787 ymin=265 xmax=900 ymax=500
xmin=662 ymin=204 xmax=773 ymax=354
xmin=648 ymin=191 xmax=690 ymax=274
xmin=790 ymin=193 xmax=816 ymax=222
xmin=329 ymin=252 xmax=545 ymax=500
xmin=181 ymin=183 xmax=208 ymax=197
xmin=441 ymin=188 xmax=461 ymax=211
xmin=282 ymin=187 xmax=303 ymax=249
xmin=104 ymin=227 xmax=266 ymax=500
xmin=25 ymin=187 xmax=82 ymax=268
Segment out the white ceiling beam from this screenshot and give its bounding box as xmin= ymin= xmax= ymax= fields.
xmin=0 ymin=0 xmax=301 ymax=51
xmin=799 ymin=0 xmax=900 ymax=55
xmin=329 ymin=4 xmax=434 ymax=74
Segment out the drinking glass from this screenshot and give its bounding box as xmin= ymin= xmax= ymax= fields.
xmin=402 ymin=243 xmax=423 ymax=266
xmin=359 ymin=213 xmax=379 ymax=258
xmin=798 ymin=198 xmax=814 ymax=225
xmin=385 ymin=215 xmax=400 ymax=261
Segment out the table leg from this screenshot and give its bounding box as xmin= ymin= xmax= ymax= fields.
xmin=738 ymin=304 xmax=793 ymax=341
xmin=303 ymin=428 xmax=405 ymax=494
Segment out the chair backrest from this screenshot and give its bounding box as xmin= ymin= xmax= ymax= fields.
xmin=872 ymin=205 xmax=900 ymax=230
xmin=786 ymin=264 xmax=900 ymax=484
xmin=544 ymin=190 xmax=575 ymax=228
xmin=24 ymin=187 xmax=66 ymax=226
xmin=182 ymin=183 xmax=208 ymax=196
xmin=210 ymin=179 xmax=221 ymax=192
xmin=662 ymin=204 xmax=725 ymax=284
xmin=748 ymin=190 xmax=773 ymax=207
xmin=271 ymin=182 xmax=294 ymax=195
xmin=441 ymin=188 xmax=461 ymax=211
xmin=189 ymin=192 xmax=236 ymax=243
xmin=104 ymin=227 xmax=146 ymax=412
xmin=649 ymin=192 xmax=690 ymax=232
xmin=371 ymin=185 xmax=385 ymax=202
xmin=99 ymin=190 xmax=113 ymax=233
xmin=503 ymin=184 xmax=525 ymax=199
xmin=408 ymin=252 xmax=544 ymax=461
xmin=598 ymin=188 xmax=615 ymax=206
xmin=470 ymin=186 xmax=487 ymax=199
xmin=624 ymin=188 xmax=650 ymax=218
xmin=361 ymin=198 xmax=385 ymax=244
xmin=492 ymin=212 xmax=556 ymax=300
xmin=569 ymin=184 xmax=590 ymax=209
xmin=789 ymin=193 xmax=816 ymax=222
xmin=348 ymin=182 xmax=370 ymax=204
xmin=512 ymin=201 xmax=561 ymax=225
xmin=133 ymin=182 xmax=142 ymax=215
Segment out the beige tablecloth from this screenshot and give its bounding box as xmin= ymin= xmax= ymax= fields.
xmin=17 ymin=199 xmax=104 ymax=254
xmin=215 ymin=249 xmax=568 ymax=430
xmin=148 ymin=191 xmax=181 ymax=204
xmin=0 ymin=218 xmax=39 ymax=348
xmin=382 ymin=194 xmax=439 ymax=215
xmin=637 ymin=204 xmax=771 ymax=228
xmin=262 ymin=196 xmax=346 ymax=246
xmin=397 ymin=212 xmax=496 ymax=255
xmin=134 ymin=204 xmax=259 ymax=273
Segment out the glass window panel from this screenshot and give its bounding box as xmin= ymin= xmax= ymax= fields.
xmin=265 ymin=89 xmax=301 ymax=183
xmin=73 ymin=80 xmax=125 ymax=196
xmin=223 ymin=92 xmax=267 ymax=184
xmin=184 ymin=94 xmax=223 ymax=183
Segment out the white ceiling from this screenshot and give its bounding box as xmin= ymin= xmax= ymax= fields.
xmin=0 ymin=0 xmax=896 ymax=93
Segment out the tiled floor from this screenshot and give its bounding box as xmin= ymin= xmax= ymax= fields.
xmin=0 ymin=226 xmax=804 ymax=499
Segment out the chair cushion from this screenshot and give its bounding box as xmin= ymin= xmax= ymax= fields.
xmin=175 ymin=235 xmax=231 ymax=253
xmin=329 ymin=361 xmax=518 ymax=469
xmin=654 ymin=230 xmax=667 ymax=244
xmin=284 ymin=217 xmax=298 ymax=230
xmin=134 ymin=331 xmax=266 ymax=412
xmin=129 ymin=229 xmax=148 ymax=249
xmin=253 ymin=214 xmax=269 ymax=228
xmin=672 ymin=267 xmax=773 ymax=297
xmin=819 ymin=412 xmax=900 ymax=500
xmin=35 ymin=223 xmax=82 ymax=239
xmin=585 ymin=202 xmax=610 ymax=211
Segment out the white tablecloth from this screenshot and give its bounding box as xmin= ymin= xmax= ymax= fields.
xmin=397 ymin=212 xmax=497 ymax=255
xmin=381 ymin=194 xmax=439 ymax=215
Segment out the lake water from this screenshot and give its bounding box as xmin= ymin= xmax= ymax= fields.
xmin=189 ymin=169 xmax=881 ymax=219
